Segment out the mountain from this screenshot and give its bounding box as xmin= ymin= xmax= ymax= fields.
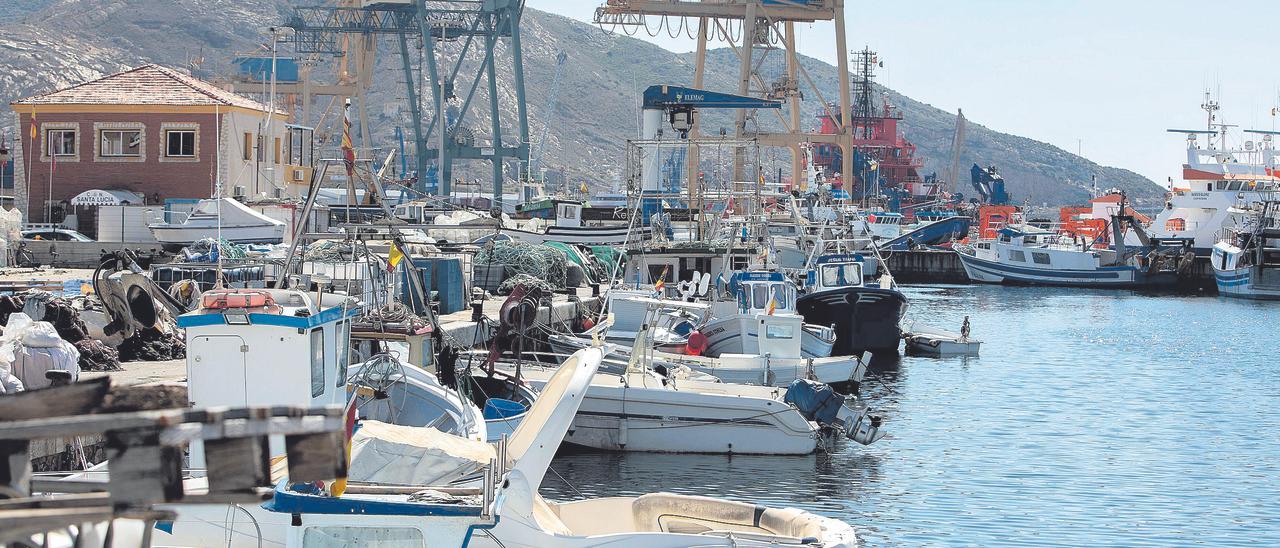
xmin=0 ymin=1 xmax=1164 ymax=206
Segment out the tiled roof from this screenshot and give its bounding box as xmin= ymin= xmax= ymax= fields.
xmin=13 ymin=64 xmax=279 ymax=112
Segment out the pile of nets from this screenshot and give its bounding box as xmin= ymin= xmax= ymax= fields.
xmin=118 ymin=327 xmax=185 ymax=362
xmin=183 ymin=238 xmax=246 ymax=262
xmin=475 ymin=240 xmax=567 ymax=290
xmin=304 ymin=240 xmax=366 ymax=262
xmin=74 ymin=339 xmax=121 ymax=372
xmin=497 ymin=273 xmax=555 ymax=296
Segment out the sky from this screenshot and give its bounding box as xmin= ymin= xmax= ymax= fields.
xmin=530 ymin=0 xmax=1280 ymax=188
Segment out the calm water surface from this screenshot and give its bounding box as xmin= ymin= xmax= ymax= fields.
xmin=542 ymin=285 xmax=1280 ymax=546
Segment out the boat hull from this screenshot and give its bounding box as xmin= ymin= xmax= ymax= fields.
xmin=150 ymin=224 xmax=285 ymax=248
xmin=1214 ymin=266 xmax=1280 ymax=299
xmin=556 ymin=379 xmax=820 ymax=455
xmin=955 ymin=249 xmax=1161 ymax=288
xmin=504 ymin=224 xmax=651 ymax=245
xmin=796 ymin=287 xmax=907 ymax=355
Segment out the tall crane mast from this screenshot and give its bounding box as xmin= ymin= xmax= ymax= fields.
xmin=529 ymin=51 xmax=568 ymax=194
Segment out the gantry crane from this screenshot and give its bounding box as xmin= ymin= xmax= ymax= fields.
xmin=595 ymin=0 xmax=855 ymax=200
xmin=284 ymin=0 xmax=530 ymax=202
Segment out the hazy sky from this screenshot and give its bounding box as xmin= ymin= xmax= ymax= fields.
xmin=531 ymin=0 xmax=1280 ymax=188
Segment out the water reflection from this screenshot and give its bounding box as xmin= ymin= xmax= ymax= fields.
xmin=543 ymin=284 xmax=1280 ymax=546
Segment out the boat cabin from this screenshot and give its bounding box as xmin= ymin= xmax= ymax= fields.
xmin=177 ymin=288 xmax=360 ymax=467
xmin=515 ymin=198 xmax=584 ymax=228
xmin=805 ymin=254 xmax=866 ymax=292
xmin=723 ymin=271 xmax=798 ymax=316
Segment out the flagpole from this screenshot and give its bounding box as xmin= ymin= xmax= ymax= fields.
xmin=23 ymin=111 xmax=34 ymax=223
xmin=46 ymin=139 xmax=54 ymax=223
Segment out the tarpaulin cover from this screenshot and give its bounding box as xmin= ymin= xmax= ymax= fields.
xmin=347 ymin=420 xmax=494 ymax=486
xmin=783 ymin=378 xmax=845 ymax=425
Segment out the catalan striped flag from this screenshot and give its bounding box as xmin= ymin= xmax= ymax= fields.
xmin=29 ymin=111 xmax=36 ymax=141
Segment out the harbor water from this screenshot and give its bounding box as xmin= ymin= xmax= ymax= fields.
xmin=543 ymin=284 xmax=1280 ymax=546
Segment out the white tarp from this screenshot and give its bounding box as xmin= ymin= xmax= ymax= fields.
xmin=347 ymin=420 xmax=493 ymax=486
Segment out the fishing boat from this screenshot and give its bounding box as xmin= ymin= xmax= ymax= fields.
xmin=179 ymin=288 xmax=489 ymax=457
xmin=552 ymin=330 xmax=867 ymax=389
xmin=796 ymin=254 xmax=908 ymax=355
xmin=1212 ymin=200 xmax=1280 ymax=299
xmin=700 ymin=271 xmax=837 ymax=359
xmin=497 ymin=351 xmax=883 ymax=455
xmin=506 ymin=198 xmax=651 ymax=245
xmin=954 ymin=200 xmax=1185 ymax=288
xmin=148 ymin=197 xmax=286 ymax=250
xmin=1128 ymin=96 xmax=1280 ymax=255
xmin=126 ymin=346 xmax=862 ymax=547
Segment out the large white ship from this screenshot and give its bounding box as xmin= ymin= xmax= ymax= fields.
xmin=1130 ymin=95 xmax=1280 ymax=254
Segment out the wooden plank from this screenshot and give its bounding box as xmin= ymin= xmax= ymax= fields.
xmin=0 ymin=376 xmax=110 ymax=423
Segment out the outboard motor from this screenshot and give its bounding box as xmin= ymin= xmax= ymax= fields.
xmin=784 ymin=378 xmax=885 ymax=446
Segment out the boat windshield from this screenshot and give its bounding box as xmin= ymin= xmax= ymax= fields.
xmin=752 ymin=283 xmax=769 ymax=309
xmin=820 ymin=263 xmax=862 ymax=287
xmin=770 ymin=283 xmax=789 ymax=310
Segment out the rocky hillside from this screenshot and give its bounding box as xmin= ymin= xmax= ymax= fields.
xmin=0 ymin=1 xmax=1163 ymax=205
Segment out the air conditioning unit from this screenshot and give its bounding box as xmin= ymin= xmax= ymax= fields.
xmin=291 ymin=168 xmax=306 ymax=182
xmin=232 ymin=185 xmax=247 ymax=199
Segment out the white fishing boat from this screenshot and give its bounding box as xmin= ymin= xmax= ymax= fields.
xmin=700 ymin=271 xmax=837 ymax=359
xmin=179 ymin=288 xmax=488 ymax=456
xmin=1127 ymin=96 xmax=1280 ymax=255
xmin=501 ymin=328 xmax=883 ymax=455
xmin=549 ymin=330 xmax=867 ymax=388
xmin=955 ymin=202 xmax=1181 ymax=288
xmin=117 ymin=346 xmax=861 ymax=548
xmin=148 ymin=197 xmax=286 ymax=250
xmin=1212 ymin=200 xmax=1280 ymax=299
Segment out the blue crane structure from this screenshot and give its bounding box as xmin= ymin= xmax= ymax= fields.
xmin=638 ymin=85 xmax=780 ymax=222
xmin=284 ymin=0 xmax=529 ymax=202
xmin=528 ymin=51 xmax=568 ymax=199
xmin=970 ymin=164 xmax=1011 ymax=205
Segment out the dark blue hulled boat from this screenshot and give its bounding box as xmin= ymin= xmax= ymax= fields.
xmin=797 ymin=254 xmax=908 ymax=355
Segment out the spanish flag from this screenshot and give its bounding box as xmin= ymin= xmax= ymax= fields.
xmin=387 ymin=244 xmax=405 ymax=272
xmin=654 ymin=265 xmax=668 ymax=293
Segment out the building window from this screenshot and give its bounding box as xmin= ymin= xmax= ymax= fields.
xmin=47 ymin=129 xmax=77 ymax=157
xmin=99 ymin=129 xmax=141 ymax=157
xmin=243 ymin=132 xmax=253 ymax=160
xmin=166 ymin=130 xmax=196 ymax=157
xmin=273 ymin=137 xmax=281 ymax=164
xmin=310 ymin=329 xmax=326 ymax=398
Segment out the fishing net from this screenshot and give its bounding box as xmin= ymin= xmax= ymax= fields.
xmin=184 ymin=238 xmax=246 ymax=261
xmin=118 ymin=327 xmax=186 ymax=362
xmin=75 ymin=339 xmax=121 ymax=372
xmin=497 ymin=273 xmax=555 ymax=296
xmin=475 ymin=240 xmax=567 ymax=290
xmin=304 ymin=240 xmax=376 ymax=263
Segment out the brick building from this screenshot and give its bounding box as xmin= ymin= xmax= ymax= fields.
xmin=10 ymin=64 xmax=312 ymax=227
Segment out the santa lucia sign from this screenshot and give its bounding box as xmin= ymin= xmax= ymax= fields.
xmin=69 ymin=189 xmax=145 ymax=206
